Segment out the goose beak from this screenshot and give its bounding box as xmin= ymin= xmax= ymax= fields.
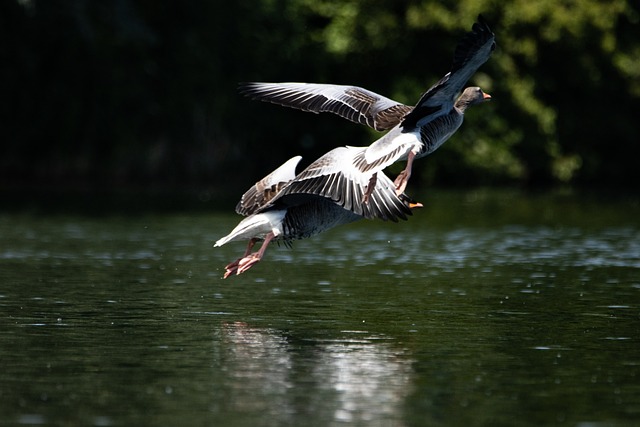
xmin=483 ymin=92 xmax=492 ymax=100
xmin=409 ymin=202 xmax=424 ymax=209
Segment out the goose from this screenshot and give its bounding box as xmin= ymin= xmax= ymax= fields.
xmin=239 ymin=15 xmax=495 ymax=199
xmin=215 ymin=153 xmax=422 ymax=278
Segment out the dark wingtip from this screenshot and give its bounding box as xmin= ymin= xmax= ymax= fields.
xmin=472 ymin=14 xmax=493 ymax=36
xmin=475 ymin=15 xmax=495 ymax=51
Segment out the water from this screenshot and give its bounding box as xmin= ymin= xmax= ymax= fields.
xmin=1 ymin=190 xmax=639 ymax=426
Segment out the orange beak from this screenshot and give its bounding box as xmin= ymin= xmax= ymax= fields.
xmin=483 ymin=92 xmax=492 ymax=100
xmin=409 ymin=202 xmax=424 ymax=209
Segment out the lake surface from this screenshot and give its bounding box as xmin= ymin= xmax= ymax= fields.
xmin=1 ymin=189 xmax=639 ymax=426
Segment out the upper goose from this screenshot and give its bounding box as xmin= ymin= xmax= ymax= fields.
xmin=215 ymin=153 xmax=422 ymax=278
xmin=240 ymin=15 xmax=495 ymax=197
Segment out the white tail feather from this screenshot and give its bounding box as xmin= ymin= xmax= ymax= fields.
xmin=214 ymin=211 xmax=285 ymax=247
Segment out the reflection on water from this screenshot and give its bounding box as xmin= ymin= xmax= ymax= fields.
xmin=218 ymin=322 xmax=412 ymax=425
xmin=1 ymin=191 xmax=639 ymax=426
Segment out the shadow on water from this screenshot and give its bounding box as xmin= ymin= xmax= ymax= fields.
xmin=1 ymin=189 xmax=639 ymax=426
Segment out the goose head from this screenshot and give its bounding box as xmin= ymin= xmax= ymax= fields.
xmin=456 ymin=87 xmax=491 ymax=111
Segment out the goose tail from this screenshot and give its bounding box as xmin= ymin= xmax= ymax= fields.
xmin=214 ymin=211 xmax=285 ymax=247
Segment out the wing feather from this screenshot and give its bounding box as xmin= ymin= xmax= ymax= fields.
xmin=239 ymin=82 xmax=412 ymax=131
xmin=402 ymin=15 xmax=495 ymax=129
xmin=235 ymin=156 xmax=302 ymax=216
xmin=265 ymin=146 xmax=412 ymax=221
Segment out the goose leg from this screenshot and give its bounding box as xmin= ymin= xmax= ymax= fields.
xmin=236 ymin=232 xmax=276 ymax=275
xmin=223 ymin=233 xmax=276 ymax=278
xmin=223 ymin=238 xmax=257 ymax=278
xmin=393 ymin=151 xmax=416 ymax=195
xmin=363 ymin=172 xmax=378 ymax=204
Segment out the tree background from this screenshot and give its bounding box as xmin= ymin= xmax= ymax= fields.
xmin=2 ymin=0 xmax=639 ymax=203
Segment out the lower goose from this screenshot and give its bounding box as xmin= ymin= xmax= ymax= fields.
xmin=215 ymin=153 xmax=422 ymax=278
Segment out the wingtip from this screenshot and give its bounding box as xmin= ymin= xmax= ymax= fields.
xmin=237 ymin=82 xmax=252 ymax=97
xmin=474 ymin=14 xmax=494 ymax=35
xmin=237 ymin=81 xmax=263 ymax=97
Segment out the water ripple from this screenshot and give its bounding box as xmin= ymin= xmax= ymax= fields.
xmin=309 ymin=225 xmax=640 ymax=269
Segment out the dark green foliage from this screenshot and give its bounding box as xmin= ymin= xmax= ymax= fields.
xmin=1 ymin=0 xmax=638 ymax=196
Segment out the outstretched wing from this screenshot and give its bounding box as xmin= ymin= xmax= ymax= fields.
xmin=239 ymin=82 xmax=413 ymax=131
xmin=402 ymin=15 xmax=496 ymax=129
xmin=267 ymin=146 xmax=413 ymax=222
xmin=235 ymin=155 xmax=302 ymax=216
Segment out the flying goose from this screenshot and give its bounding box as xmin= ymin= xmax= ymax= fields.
xmin=239 ymin=15 xmax=495 ymax=198
xmin=215 ymin=153 xmax=422 ymax=278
